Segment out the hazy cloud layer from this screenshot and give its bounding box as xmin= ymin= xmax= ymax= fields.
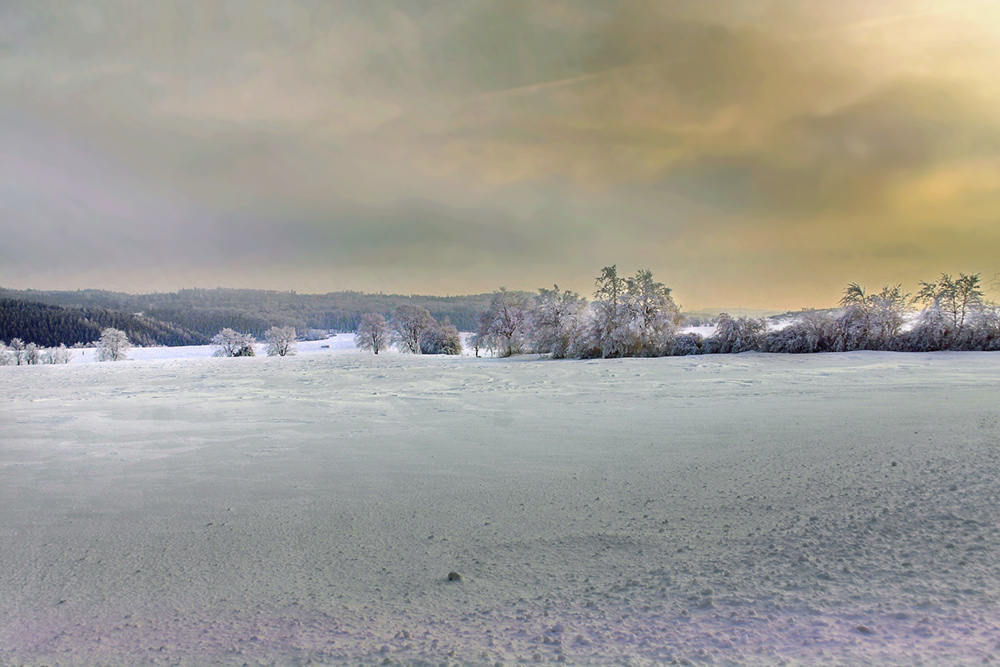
xmin=2 ymin=0 xmax=998 ymax=307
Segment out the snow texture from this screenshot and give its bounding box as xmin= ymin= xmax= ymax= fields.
xmin=1 ymin=348 xmax=999 ymax=666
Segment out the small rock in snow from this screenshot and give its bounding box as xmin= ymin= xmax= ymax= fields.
xmin=447 ymin=571 xmax=462 ymax=581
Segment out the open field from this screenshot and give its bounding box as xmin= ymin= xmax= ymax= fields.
xmin=2 ymin=350 xmax=999 ymax=666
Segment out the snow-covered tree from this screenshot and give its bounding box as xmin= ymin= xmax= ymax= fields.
xmin=0 ymin=341 xmax=12 ymax=366
xmin=9 ymin=338 xmax=25 ymax=365
xmin=706 ymin=314 xmax=766 ymax=354
xmin=762 ymin=310 xmax=836 ymax=353
xmin=588 ymin=267 xmax=680 ymax=357
xmin=355 ymin=313 xmax=390 ymax=354
xmin=621 ymin=269 xmax=682 ymax=356
xmin=391 ymin=305 xmax=435 ymax=354
xmin=470 ymin=311 xmax=496 ymax=358
xmin=420 ymin=321 xmax=463 ymax=355
xmin=480 ymin=288 xmax=530 ymax=357
xmin=837 ymin=283 xmax=910 ymax=350
xmin=42 ymin=344 xmax=73 ymax=364
xmin=212 ymin=328 xmax=256 ymax=357
xmin=264 ymin=326 xmax=296 ymax=357
xmin=917 ymin=273 xmax=984 ymax=339
xmin=529 ymin=286 xmax=588 ymax=358
xmin=97 ymin=328 xmax=131 ymax=361
xmin=592 ymin=265 xmax=628 ymax=357
xmin=23 ymin=343 xmax=41 ymax=365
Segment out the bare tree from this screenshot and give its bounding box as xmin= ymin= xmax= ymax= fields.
xmin=355 ymin=313 xmax=390 ymax=354
xmin=212 ymin=328 xmax=256 ymax=357
xmin=391 ymin=306 xmax=435 ymax=354
xmin=264 ymin=326 xmax=297 ymax=357
xmin=97 ymin=328 xmax=131 ymax=361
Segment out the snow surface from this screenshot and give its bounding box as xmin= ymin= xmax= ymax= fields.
xmin=2 ymin=350 xmax=999 ymax=666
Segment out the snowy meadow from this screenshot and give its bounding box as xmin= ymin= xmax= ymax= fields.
xmin=2 ymin=343 xmax=999 ymax=666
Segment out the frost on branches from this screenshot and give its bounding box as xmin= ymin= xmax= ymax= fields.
xmin=97 ymin=328 xmax=131 ymax=362
xmin=212 ymin=328 xmax=256 ymax=357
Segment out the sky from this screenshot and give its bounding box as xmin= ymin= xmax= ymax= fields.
xmin=2 ymin=0 xmax=999 ymax=309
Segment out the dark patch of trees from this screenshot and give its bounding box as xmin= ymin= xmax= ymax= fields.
xmin=0 ymin=287 xmax=495 ymax=340
xmin=0 ymin=298 xmax=208 ymax=348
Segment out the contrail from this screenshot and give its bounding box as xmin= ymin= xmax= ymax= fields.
xmin=472 ymin=57 xmax=691 ymax=103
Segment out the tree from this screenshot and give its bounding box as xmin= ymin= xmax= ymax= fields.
xmin=588 ymin=267 xmax=680 ymax=357
xmin=837 ymin=283 xmax=910 ymax=349
xmin=391 ymin=305 xmax=435 ymax=354
xmin=355 ymin=313 xmax=390 ymax=354
xmin=529 ymin=286 xmax=588 ymax=358
xmin=592 ymin=265 xmax=628 ymax=357
xmin=9 ymin=338 xmax=25 ymax=365
xmin=707 ymin=314 xmax=766 ymax=353
xmin=0 ymin=341 xmax=12 ymax=366
xmin=23 ymin=343 xmax=41 ymax=365
xmin=42 ymin=344 xmax=72 ymax=364
xmin=212 ymin=328 xmax=256 ymax=357
xmin=470 ymin=311 xmax=496 ymax=358
xmin=264 ymin=326 xmax=296 ymax=357
xmin=97 ymin=327 xmax=131 ymax=361
xmin=622 ymin=269 xmax=682 ymax=356
xmin=420 ymin=320 xmax=463 ymax=355
xmin=480 ymin=288 xmax=530 ymax=357
xmin=917 ymin=273 xmax=984 ymax=337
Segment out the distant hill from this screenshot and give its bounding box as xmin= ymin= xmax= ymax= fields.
xmin=0 ymin=287 xmax=501 ymax=342
xmin=0 ymin=298 xmax=209 ymax=348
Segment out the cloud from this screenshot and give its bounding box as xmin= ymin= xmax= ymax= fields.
xmin=2 ymin=0 xmax=999 ymax=305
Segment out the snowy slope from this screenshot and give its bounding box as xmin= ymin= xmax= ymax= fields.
xmin=1 ymin=351 xmax=999 ymax=666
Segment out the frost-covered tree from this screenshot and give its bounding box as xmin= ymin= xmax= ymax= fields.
xmin=355 ymin=313 xmax=390 ymax=354
xmin=391 ymin=305 xmax=435 ymax=354
xmin=212 ymin=328 xmax=256 ymax=357
xmin=588 ymin=267 xmax=680 ymax=357
xmin=480 ymin=288 xmax=530 ymax=357
xmin=97 ymin=328 xmax=131 ymax=361
xmin=763 ymin=310 xmax=836 ymax=353
xmin=264 ymin=326 xmax=296 ymax=357
xmin=9 ymin=338 xmax=25 ymax=365
xmin=470 ymin=311 xmax=496 ymax=358
xmin=592 ymin=265 xmax=628 ymax=357
xmin=917 ymin=273 xmax=984 ymax=339
xmin=836 ymin=283 xmax=910 ymax=350
xmin=42 ymin=344 xmax=73 ymax=364
xmin=529 ymin=286 xmax=588 ymax=358
xmin=23 ymin=343 xmax=41 ymax=365
xmin=668 ymin=332 xmax=703 ymax=356
xmin=0 ymin=341 xmax=11 ymax=366
xmin=706 ymin=314 xmax=766 ymax=354
xmin=621 ymin=269 xmax=682 ymax=356
xmin=420 ymin=321 xmax=463 ymax=355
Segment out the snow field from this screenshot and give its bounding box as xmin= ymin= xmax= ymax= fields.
xmin=1 ymin=351 xmax=999 ymax=666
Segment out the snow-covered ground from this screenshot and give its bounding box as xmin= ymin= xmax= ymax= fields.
xmin=2 ymin=350 xmax=999 ymax=666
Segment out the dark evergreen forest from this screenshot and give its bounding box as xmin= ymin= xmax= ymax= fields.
xmin=0 ymin=288 xmax=497 ymax=346
xmin=0 ymin=299 xmax=208 ymax=347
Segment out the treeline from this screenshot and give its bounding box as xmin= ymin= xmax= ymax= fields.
xmin=0 ymin=298 xmax=208 ymax=348
xmin=0 ymin=287 xmax=495 ymax=339
xmin=470 ymin=268 xmax=1000 ymax=358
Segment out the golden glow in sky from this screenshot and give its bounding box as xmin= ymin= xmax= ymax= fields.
xmin=1 ymin=0 xmax=998 ymax=308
